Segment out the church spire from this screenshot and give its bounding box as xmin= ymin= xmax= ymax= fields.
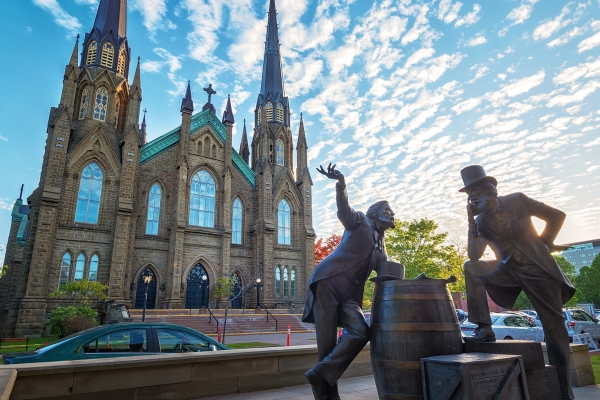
xmin=239 ymin=119 xmax=250 ymax=164
xmin=140 ymin=108 xmax=147 ymax=145
xmin=222 ymin=95 xmax=235 ymax=125
xmin=70 ymin=35 xmax=79 ymax=67
xmin=81 ymin=0 xmax=131 ymax=77
xmin=181 ymin=81 xmax=194 ymax=114
xmin=255 ymin=0 xmax=290 ymax=127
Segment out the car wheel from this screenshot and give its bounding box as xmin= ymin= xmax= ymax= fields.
xmin=504 ymin=336 xmax=513 ymax=340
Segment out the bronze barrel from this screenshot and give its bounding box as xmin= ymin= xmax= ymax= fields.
xmin=370 ymin=278 xmax=463 ymax=400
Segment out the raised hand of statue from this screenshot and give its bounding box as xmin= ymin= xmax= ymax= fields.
xmin=466 ymin=198 xmax=476 ymax=225
xmin=317 ymin=163 xmax=345 ymax=186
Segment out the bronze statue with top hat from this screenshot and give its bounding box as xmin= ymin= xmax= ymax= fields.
xmin=459 ymin=165 xmax=576 ymax=400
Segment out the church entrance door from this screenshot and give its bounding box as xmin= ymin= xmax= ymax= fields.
xmin=230 ymin=273 xmax=242 ymax=309
xmin=135 ymin=268 xmax=157 ymax=309
xmin=186 ymin=264 xmax=209 ymax=308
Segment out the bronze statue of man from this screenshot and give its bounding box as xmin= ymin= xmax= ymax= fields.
xmin=302 ymin=164 xmax=397 ymax=400
xmin=460 ymin=165 xmax=576 ymax=400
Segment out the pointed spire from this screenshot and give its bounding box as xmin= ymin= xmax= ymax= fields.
xmin=260 ymin=0 xmax=285 ymax=99
xmin=140 ymin=108 xmax=147 ymax=145
xmin=92 ymin=0 xmax=127 ymax=39
xmin=222 ymin=95 xmax=235 ymax=125
xmin=70 ymin=35 xmax=79 ymax=66
xmin=132 ymin=56 xmax=141 ymax=88
xmin=297 ymin=112 xmax=307 ymax=148
xmin=181 ymin=81 xmax=194 ymax=114
xmin=240 ymin=119 xmax=250 ymax=164
xmin=18 ymin=184 xmax=24 ymax=201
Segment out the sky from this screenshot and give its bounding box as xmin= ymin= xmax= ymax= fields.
xmin=1 ymin=0 xmax=600 ymax=264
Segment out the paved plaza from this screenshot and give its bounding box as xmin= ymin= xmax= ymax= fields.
xmin=201 ymin=374 xmax=600 ymax=400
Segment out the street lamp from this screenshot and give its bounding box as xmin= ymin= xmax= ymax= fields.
xmin=141 ymin=270 xmax=153 ymax=322
xmin=201 ymin=274 xmax=208 ymax=308
xmin=254 ymin=278 xmax=263 ymax=310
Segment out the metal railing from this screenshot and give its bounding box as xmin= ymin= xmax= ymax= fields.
xmin=206 ymin=307 xmax=219 ymax=334
xmin=259 ymin=304 xmax=278 ymax=331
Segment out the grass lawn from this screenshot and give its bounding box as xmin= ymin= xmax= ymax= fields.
xmin=591 ymin=355 xmax=600 ymax=382
xmin=225 ymin=342 xmax=281 ymax=349
xmin=0 ymin=337 xmax=58 ymax=354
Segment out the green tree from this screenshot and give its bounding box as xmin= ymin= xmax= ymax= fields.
xmin=385 ymin=219 xmax=466 ymax=292
xmin=213 ymin=276 xmax=235 ymax=302
xmin=48 ymin=305 xmax=98 ymax=338
xmin=48 ymin=279 xmax=108 ymax=307
xmin=575 ymin=254 xmax=600 ymax=305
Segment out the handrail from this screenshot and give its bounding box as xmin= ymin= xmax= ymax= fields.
xmin=259 ymin=304 xmax=278 ymax=331
xmin=206 ymin=308 xmax=219 ymax=334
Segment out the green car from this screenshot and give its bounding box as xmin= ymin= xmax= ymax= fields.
xmin=2 ymin=323 xmax=229 ymax=364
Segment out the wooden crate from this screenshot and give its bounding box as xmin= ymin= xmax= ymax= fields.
xmin=421 ymin=353 xmax=529 ymax=400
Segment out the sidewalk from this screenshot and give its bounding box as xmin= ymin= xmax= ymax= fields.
xmin=199 ymin=374 xmax=600 ymax=400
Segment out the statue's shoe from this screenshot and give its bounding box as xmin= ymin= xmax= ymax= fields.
xmin=327 ymin=382 xmax=341 ymax=400
xmin=463 ymin=327 xmax=496 ymax=342
xmin=305 ymin=368 xmax=329 ymax=400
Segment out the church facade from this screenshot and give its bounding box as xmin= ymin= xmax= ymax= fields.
xmin=0 ymin=0 xmax=315 ymax=337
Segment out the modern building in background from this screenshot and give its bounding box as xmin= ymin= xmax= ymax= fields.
xmin=0 ymin=0 xmax=315 ymax=337
xmin=559 ymin=239 xmax=600 ymax=274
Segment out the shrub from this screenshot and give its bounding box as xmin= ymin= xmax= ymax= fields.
xmin=48 ymin=306 xmax=98 ymax=338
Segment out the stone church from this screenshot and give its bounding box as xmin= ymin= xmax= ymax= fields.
xmin=1 ymin=0 xmax=315 ymax=337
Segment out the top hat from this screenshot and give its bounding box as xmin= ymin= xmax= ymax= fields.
xmin=459 ymin=165 xmax=497 ymax=192
xmin=371 ymin=260 xmax=405 ymax=283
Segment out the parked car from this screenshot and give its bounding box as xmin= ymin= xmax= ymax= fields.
xmin=456 ymin=309 xmax=468 ymax=323
xmin=461 ymin=313 xmax=544 ymax=342
xmin=563 ymin=308 xmax=600 ymax=343
xmin=2 ymin=323 xmax=229 ymax=365
xmin=338 ymin=313 xmax=370 ymax=343
xmin=505 ymin=310 xmax=536 ymax=326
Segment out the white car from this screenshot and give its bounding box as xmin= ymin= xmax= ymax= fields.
xmin=460 ymin=312 xmax=544 ymax=342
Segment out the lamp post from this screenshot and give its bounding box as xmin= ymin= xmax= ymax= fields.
xmin=141 ymin=270 xmax=153 ymax=322
xmin=254 ymin=278 xmax=263 ymax=311
xmin=201 ymin=274 xmax=208 ymax=308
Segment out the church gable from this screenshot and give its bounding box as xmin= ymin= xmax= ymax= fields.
xmin=66 ymin=124 xmax=121 ymax=175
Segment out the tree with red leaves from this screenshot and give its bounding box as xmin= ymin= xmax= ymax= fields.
xmin=314 ymin=233 xmax=342 ymax=266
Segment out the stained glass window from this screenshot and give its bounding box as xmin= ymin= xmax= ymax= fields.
xmin=278 ymin=200 xmax=291 ymax=245
xmin=232 ymin=198 xmax=242 ymax=244
xmin=60 ymin=253 xmax=71 ymax=287
xmin=275 ymin=267 xmax=281 ymax=296
xmin=89 ymin=254 xmax=99 ymax=281
xmin=283 ymin=267 xmax=288 ymax=297
xmin=189 ymin=170 xmax=215 ymax=227
xmin=93 ymin=87 xmax=109 ymax=121
xmin=79 ymin=86 xmax=90 ymax=119
xmin=291 ymin=269 xmax=296 ymax=297
xmin=75 ymin=163 xmax=103 ymax=224
xmin=75 ymin=253 xmax=85 ymax=282
xmin=276 ymin=139 xmax=284 ymax=165
xmin=146 ymin=184 xmax=161 ymax=235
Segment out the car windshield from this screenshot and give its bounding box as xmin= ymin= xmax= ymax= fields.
xmin=35 ymin=326 xmax=106 ymax=353
xmin=491 ymin=315 xmax=501 ymax=324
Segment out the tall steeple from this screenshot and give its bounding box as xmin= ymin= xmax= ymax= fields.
xmin=80 ymin=0 xmax=131 ymax=77
xmin=255 ymin=0 xmax=290 ymax=128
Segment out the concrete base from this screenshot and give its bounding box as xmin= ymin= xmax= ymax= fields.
xmin=542 ymin=343 xmax=596 ymax=387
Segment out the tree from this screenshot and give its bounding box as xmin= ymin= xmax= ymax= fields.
xmin=575 ymin=254 xmax=600 ymax=305
xmin=48 ymin=279 xmax=108 ymax=306
xmin=314 ymin=233 xmax=342 ymax=266
xmin=385 ymin=219 xmax=466 ymax=292
xmin=213 ymin=276 xmax=253 ymax=345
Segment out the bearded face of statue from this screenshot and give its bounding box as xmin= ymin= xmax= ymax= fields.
xmin=466 ymin=185 xmax=497 ymax=216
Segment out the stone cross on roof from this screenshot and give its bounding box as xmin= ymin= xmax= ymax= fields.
xmin=203 ymin=84 xmax=216 ymax=104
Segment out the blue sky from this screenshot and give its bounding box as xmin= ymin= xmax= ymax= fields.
xmin=1 ymin=0 xmax=600 ymax=263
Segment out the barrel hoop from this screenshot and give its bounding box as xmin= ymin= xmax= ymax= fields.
xmin=371 ymin=322 xmax=460 ymax=332
xmin=377 ymin=393 xmax=423 ymax=400
xmin=373 ymin=294 xmax=452 ymax=301
xmin=371 ymin=359 xmax=421 ymax=369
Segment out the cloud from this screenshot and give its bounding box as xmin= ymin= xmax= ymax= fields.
xmin=141 ymin=48 xmax=185 ymax=97
xmin=548 ymin=26 xmax=585 ymax=47
xmin=499 ymin=0 xmax=538 ymax=37
xmin=455 ymin=4 xmax=482 ymax=27
xmin=130 ymin=0 xmax=174 ymax=37
xmin=468 ymin=65 xmax=489 ymax=83
xmin=0 ymin=135 xmax=7 ymax=141
xmin=183 ymin=0 xmax=223 ymax=64
xmin=452 ymin=97 xmax=482 ymax=114
xmin=437 ymin=1 xmax=481 ymax=27
xmin=0 ymin=200 xmax=11 ymax=211
xmin=32 ymin=0 xmax=82 ymax=36
xmin=578 ymin=32 xmax=600 ymax=53
xmin=465 ymin=35 xmax=487 ymax=47
xmin=547 ymin=81 xmax=600 ymax=107
xmin=553 ymin=56 xmax=600 ymax=85
xmin=532 ymin=4 xmax=572 ymax=40
xmin=485 ymin=69 xmax=545 ymax=106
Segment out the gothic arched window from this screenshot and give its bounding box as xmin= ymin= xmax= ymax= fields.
xmin=117 ymin=48 xmax=126 ymax=75
xmin=265 ymin=102 xmax=273 ymax=121
xmin=291 ymin=269 xmax=296 ymax=297
xmin=75 ymin=162 xmax=103 ymax=224
xmin=86 ymin=41 xmax=97 ymax=65
xmin=189 ymin=170 xmax=216 ymax=228
xmin=277 ymin=103 xmax=284 ymax=123
xmin=275 ymin=266 xmax=281 ymax=296
xmin=75 ymin=253 xmax=85 ymax=282
xmin=232 ymin=198 xmax=242 ymax=244
xmin=283 ymin=267 xmax=289 ymax=297
xmin=79 ymin=86 xmax=90 ymax=120
xmin=93 ymin=87 xmax=109 ymax=121
xmin=278 ymin=199 xmax=291 ymax=245
xmin=146 ymin=183 xmax=161 ymax=235
xmin=89 ymin=254 xmax=99 ymax=281
xmin=100 ymin=42 xmax=114 ymax=68
xmin=276 ymin=139 xmax=284 ymax=165
xmin=60 ymin=252 xmax=71 ymax=287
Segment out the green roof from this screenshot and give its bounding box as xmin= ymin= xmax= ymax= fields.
xmin=140 ymin=110 xmax=256 ymax=187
